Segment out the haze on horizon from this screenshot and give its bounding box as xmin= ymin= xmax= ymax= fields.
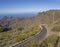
xmin=0 ymin=0 xmax=60 ymax=14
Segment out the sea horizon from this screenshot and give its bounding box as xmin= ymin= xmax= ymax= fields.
xmin=0 ymin=12 xmax=37 ymax=19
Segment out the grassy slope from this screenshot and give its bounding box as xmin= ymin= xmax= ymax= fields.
xmin=24 ymin=35 xmax=58 ymax=47
xmin=0 ymin=26 xmax=41 ymax=47
xmin=52 ymin=26 xmax=60 ymax=32
xmin=0 ymin=10 xmax=60 ymax=47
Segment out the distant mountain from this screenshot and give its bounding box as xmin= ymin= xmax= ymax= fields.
xmin=0 ymin=10 xmax=60 ymax=32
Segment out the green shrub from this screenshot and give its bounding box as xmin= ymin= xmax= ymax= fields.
xmin=24 ymin=39 xmax=38 ymax=47
xmin=0 ymin=26 xmax=41 ymax=47
xmin=52 ymin=26 xmax=60 ymax=32
xmin=40 ymin=35 xmax=58 ymax=47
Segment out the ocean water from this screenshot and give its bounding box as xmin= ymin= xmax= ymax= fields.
xmin=0 ymin=13 xmax=37 ymax=19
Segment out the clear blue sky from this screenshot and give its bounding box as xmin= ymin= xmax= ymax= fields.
xmin=0 ymin=0 xmax=60 ymax=14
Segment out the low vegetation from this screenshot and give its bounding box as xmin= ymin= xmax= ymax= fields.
xmin=0 ymin=26 xmax=41 ymax=47
xmin=0 ymin=10 xmax=60 ymax=47
xmin=52 ymin=26 xmax=60 ymax=32
xmin=24 ymin=38 xmax=38 ymax=47
xmin=24 ymin=35 xmax=59 ymax=47
xmin=40 ymin=35 xmax=58 ymax=47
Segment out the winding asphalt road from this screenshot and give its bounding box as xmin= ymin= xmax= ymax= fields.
xmin=11 ymin=26 xmax=47 ymax=47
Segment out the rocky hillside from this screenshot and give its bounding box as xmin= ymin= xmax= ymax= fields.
xmin=0 ymin=10 xmax=60 ymax=32
xmin=35 ymin=10 xmax=60 ymax=24
xmin=0 ymin=10 xmax=60 ymax=47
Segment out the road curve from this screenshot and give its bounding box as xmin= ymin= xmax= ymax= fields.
xmin=11 ymin=26 xmax=47 ymax=47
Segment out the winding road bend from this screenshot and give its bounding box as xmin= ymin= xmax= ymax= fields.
xmin=11 ymin=26 xmax=47 ymax=47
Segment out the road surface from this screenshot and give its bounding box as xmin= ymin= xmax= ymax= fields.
xmin=11 ymin=26 xmax=47 ymax=47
